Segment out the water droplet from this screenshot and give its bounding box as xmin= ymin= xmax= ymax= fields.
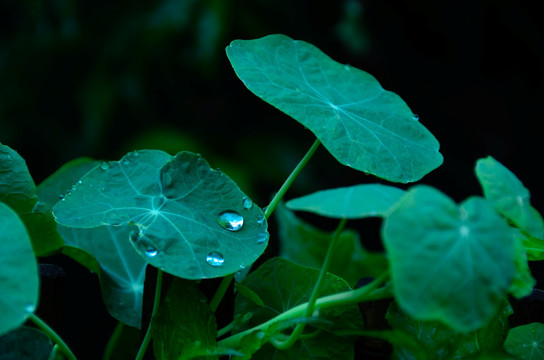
xmin=257 ymin=232 xmax=269 ymax=244
xmin=242 ymin=197 xmax=253 ymax=209
xmin=206 ymin=251 xmax=224 ymax=267
xmin=58 ymin=194 xmax=65 ymax=200
xmin=100 ymin=161 xmax=110 ymax=170
xmin=122 ymin=158 xmax=130 ymax=166
xmin=412 ymin=113 xmax=420 ymax=121
xmin=78 ymin=180 xmax=82 ymax=184
xmin=145 ymin=247 xmax=158 ymax=258
xmin=24 ymin=303 xmax=36 ymax=314
xmin=71 ymin=184 xmax=77 ymax=191
xmin=217 ymin=211 xmax=244 ymax=231
xmin=256 ymin=214 xmax=265 ymax=225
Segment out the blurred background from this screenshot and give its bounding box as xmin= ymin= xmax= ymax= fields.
xmin=1 ymin=0 xmax=543 ymax=357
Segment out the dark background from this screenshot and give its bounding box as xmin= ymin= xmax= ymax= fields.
xmin=1 ymin=0 xmax=543 ymax=358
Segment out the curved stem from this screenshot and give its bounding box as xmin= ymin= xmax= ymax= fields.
xmin=271 ymin=218 xmax=347 ymax=350
xmin=29 ymin=314 xmax=77 ymax=360
xmin=103 ymin=321 xmax=124 ymax=360
xmin=264 ymin=139 xmax=320 ymax=220
xmin=135 ymin=269 xmax=164 ymax=360
xmin=209 ymin=274 xmax=234 ymax=313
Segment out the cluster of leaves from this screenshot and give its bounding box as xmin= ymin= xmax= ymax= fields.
xmin=1 ymin=34 xmax=544 ymax=359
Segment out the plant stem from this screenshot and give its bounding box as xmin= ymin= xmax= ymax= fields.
xmin=217 ymin=271 xmax=390 ymax=349
xmin=209 ymin=274 xmax=234 ymax=313
xmin=135 ymin=269 xmax=164 ymax=360
xmin=103 ymin=321 xmax=124 ymax=360
xmin=216 ymin=320 xmax=236 ymax=338
xmin=29 ymin=313 xmax=77 ymax=360
xmin=271 ymin=218 xmax=347 ymax=350
xmin=264 ymin=138 xmax=321 ymax=220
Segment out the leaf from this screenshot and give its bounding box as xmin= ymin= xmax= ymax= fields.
xmin=504 ymin=322 xmax=544 ymax=359
xmin=286 ymin=183 xmax=405 ymax=218
xmin=233 ymin=258 xmax=363 ymax=359
xmin=475 ymin=156 xmax=544 ymax=240
xmin=38 ymin=158 xmax=146 ymax=328
xmin=0 ymin=203 xmax=39 ymax=336
xmin=509 ymin=230 xmax=536 ymax=299
xmin=0 ymin=326 xmax=52 ymax=360
xmin=152 ymin=279 xmax=218 ymax=360
xmin=382 ymin=185 xmax=517 ymax=332
xmin=276 ymin=203 xmax=387 ymax=287
xmin=386 ymin=300 xmax=512 ymax=359
xmin=226 ymin=34 xmax=443 ymax=183
xmin=0 ymin=143 xmax=62 ymax=256
xmin=53 ymin=150 xmax=268 ymax=279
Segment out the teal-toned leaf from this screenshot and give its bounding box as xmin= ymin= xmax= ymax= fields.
xmin=0 ymin=203 xmax=39 ymax=336
xmin=0 ymin=326 xmax=52 ymax=360
xmin=38 ymin=158 xmax=146 ymax=328
xmin=475 ymin=156 xmax=544 ymax=240
xmin=152 ymin=279 xmax=219 ymax=360
xmin=504 ymin=322 xmax=544 ymax=359
xmin=0 ymin=143 xmax=62 ymax=256
xmin=382 ymin=185 xmax=516 ymax=332
xmin=286 ymin=183 xmax=405 ymax=218
xmin=509 ymin=230 xmax=536 ymax=298
xmin=226 ymin=34 xmax=443 ymax=183
xmin=386 ymin=299 xmax=512 ymax=359
xmin=53 ymin=150 xmax=268 ymax=279
xmin=276 ymin=204 xmax=387 ymax=287
xmin=232 ymin=258 xmax=363 ymax=359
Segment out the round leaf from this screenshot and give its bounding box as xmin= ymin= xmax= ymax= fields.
xmin=53 ymin=150 xmax=268 ymax=280
xmin=504 ymin=323 xmax=544 ymax=359
xmin=226 ymin=34 xmax=443 ymax=183
xmin=383 ymin=186 xmax=516 ymax=332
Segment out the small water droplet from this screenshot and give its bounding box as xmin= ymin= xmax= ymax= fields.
xmin=122 ymin=158 xmax=130 ymax=166
xmin=242 ymin=197 xmax=253 ymax=209
xmin=100 ymin=161 xmax=110 ymax=170
xmin=24 ymin=303 xmax=36 ymax=314
xmin=256 ymin=214 xmax=265 ymax=225
xmin=58 ymin=194 xmax=65 ymax=200
xmin=145 ymin=247 xmax=158 ymax=258
xmin=412 ymin=113 xmax=420 ymax=121
xmin=257 ymin=232 xmax=269 ymax=244
xmin=71 ymin=184 xmax=77 ymax=191
xmin=78 ymin=180 xmax=82 ymax=184
xmin=206 ymin=251 xmax=224 ymax=267
xmin=217 ymin=211 xmax=244 ymax=231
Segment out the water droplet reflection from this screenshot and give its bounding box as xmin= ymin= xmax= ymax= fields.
xmin=217 ymin=211 xmax=244 ymax=231
xmin=206 ymin=251 xmax=224 ymax=267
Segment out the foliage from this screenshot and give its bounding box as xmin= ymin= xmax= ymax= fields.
xmin=0 ymin=34 xmax=543 ymax=360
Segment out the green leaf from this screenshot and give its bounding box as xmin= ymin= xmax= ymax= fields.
xmin=38 ymin=158 xmax=146 ymax=328
xmin=152 ymin=279 xmax=219 ymax=360
xmin=0 ymin=326 xmax=52 ymax=360
xmin=53 ymin=150 xmax=268 ymax=279
xmin=286 ymin=183 xmax=405 ymax=218
xmin=226 ymin=34 xmax=443 ymax=183
xmin=509 ymin=230 xmax=536 ymax=299
xmin=504 ymin=322 xmax=544 ymax=359
xmin=382 ymin=185 xmax=517 ymax=332
xmin=521 ymin=235 xmax=544 ymax=261
xmin=386 ymin=300 xmax=512 ymax=359
xmin=233 ymin=258 xmax=363 ymax=359
xmin=475 ymin=156 xmax=544 ymax=240
xmin=276 ymin=203 xmax=387 ymax=287
xmin=0 ymin=143 xmax=62 ymax=256
xmin=0 ymin=203 xmax=39 ymax=336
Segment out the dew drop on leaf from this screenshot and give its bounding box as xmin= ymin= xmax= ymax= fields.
xmin=206 ymin=251 xmax=224 ymax=267
xmin=58 ymin=194 xmax=65 ymax=200
xmin=242 ymin=197 xmax=253 ymax=209
xmin=145 ymin=247 xmax=158 ymax=258
xmin=413 ymin=113 xmax=420 ymax=121
xmin=217 ymin=211 xmax=244 ymax=231
xmin=100 ymin=161 xmax=110 ymax=171
xmin=256 ymin=214 xmax=265 ymax=225
xmin=24 ymin=303 xmax=36 ymax=314
xmin=256 ymin=232 xmax=269 ymax=244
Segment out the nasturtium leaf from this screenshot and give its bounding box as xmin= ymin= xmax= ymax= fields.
xmin=0 ymin=326 xmax=52 ymax=360
xmin=276 ymin=204 xmax=387 ymax=286
xmin=152 ymin=279 xmax=219 ymax=360
xmin=0 ymin=143 xmax=62 ymax=256
xmin=226 ymin=34 xmax=443 ymax=183
xmin=232 ymin=258 xmax=363 ymax=359
xmin=386 ymin=300 xmax=512 ymax=359
xmin=0 ymin=203 xmax=39 ymax=336
xmin=509 ymin=231 xmax=536 ymax=299
xmin=475 ymin=156 xmax=544 ymax=240
xmin=53 ymin=150 xmax=268 ymax=280
xmin=38 ymin=158 xmax=146 ymax=328
xmin=504 ymin=322 xmax=544 ymax=359
xmin=521 ymin=234 xmax=544 ymax=261
xmin=286 ymin=183 xmax=405 ymax=218
xmin=382 ymin=185 xmax=516 ymax=332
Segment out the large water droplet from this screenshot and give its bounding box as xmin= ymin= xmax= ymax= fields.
xmin=145 ymin=247 xmax=158 ymax=258
xmin=242 ymin=197 xmax=253 ymax=209
xmin=100 ymin=161 xmax=110 ymax=171
xmin=206 ymin=251 xmax=224 ymax=267
xmin=257 ymin=232 xmax=269 ymax=244
xmin=217 ymin=211 xmax=244 ymax=231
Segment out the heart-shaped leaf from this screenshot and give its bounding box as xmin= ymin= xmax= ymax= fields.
xmin=53 ymin=150 xmax=268 ymax=280
xmin=226 ymin=34 xmax=443 ymax=183
xmin=382 ymin=186 xmax=516 ymax=332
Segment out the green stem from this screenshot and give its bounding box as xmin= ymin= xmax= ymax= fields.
xmin=209 ymin=274 xmax=234 ymax=313
xmin=103 ymin=321 xmax=124 ymax=360
xmin=264 ymin=138 xmax=321 ymax=220
xmin=135 ymin=269 xmax=164 ymax=360
xmin=29 ymin=314 xmax=77 ymax=360
xmin=271 ymin=218 xmax=347 ymax=350
xmin=217 ymin=272 xmax=390 ymax=349
xmin=216 ymin=320 xmax=236 ymax=338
